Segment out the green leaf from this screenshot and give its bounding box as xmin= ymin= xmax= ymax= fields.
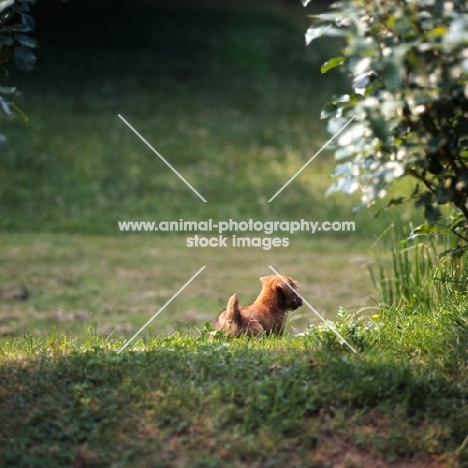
xmin=14 ymin=33 xmax=38 ymax=48
xmin=321 ymin=56 xmax=344 ymax=74
xmin=369 ymin=115 xmax=391 ymax=141
xmin=424 ymin=205 xmax=440 ymax=223
xmin=305 ymin=23 xmax=332 ymax=45
xmin=415 ymin=191 xmax=433 ymax=208
xmin=444 ymin=16 xmax=468 ymax=45
xmin=437 ymin=180 xmax=454 ymax=204
xmin=335 ymin=145 xmax=356 ymax=159
xmin=352 ymin=71 xmax=375 ymax=91
xmin=0 ymin=0 xmax=14 ymax=14
xmin=437 ymin=186 xmax=454 ymax=204
xmin=0 ymin=85 xmax=16 ymax=94
xmin=0 ymin=34 xmax=14 ymax=47
xmin=456 ymin=170 xmax=468 ymax=190
xmin=387 ymin=196 xmax=406 ymax=207
xmin=10 ymin=101 xmax=29 ymax=122
xmin=13 ymin=46 xmax=36 ymax=71
xmin=21 ymin=14 xmax=35 ymax=33
xmin=317 ymin=0 xmax=468 ymax=236
xmin=380 ymin=57 xmax=403 ymax=89
xmin=320 ymin=102 xmax=338 ymax=119
xmin=0 ymin=96 xmax=12 ymax=116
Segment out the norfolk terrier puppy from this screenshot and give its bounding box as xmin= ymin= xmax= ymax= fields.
xmin=213 ymin=275 xmax=302 ymax=337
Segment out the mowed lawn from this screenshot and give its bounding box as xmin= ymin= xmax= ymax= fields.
xmin=0 ymin=233 xmax=375 ymax=340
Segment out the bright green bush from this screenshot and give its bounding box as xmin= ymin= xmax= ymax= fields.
xmin=304 ymin=0 xmax=468 ymax=253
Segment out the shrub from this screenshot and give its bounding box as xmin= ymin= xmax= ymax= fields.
xmin=303 ymin=0 xmax=468 ymax=254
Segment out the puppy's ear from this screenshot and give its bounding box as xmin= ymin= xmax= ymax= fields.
xmin=276 ymin=278 xmax=292 ymax=294
xmin=225 ymin=294 xmax=240 ymax=321
xmin=276 ymin=277 xmax=298 ymax=292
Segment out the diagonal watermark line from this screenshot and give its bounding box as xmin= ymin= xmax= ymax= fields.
xmin=268 ymin=265 xmax=357 ymax=353
xmin=268 ymin=114 xmax=357 ymax=202
xmin=118 ymin=114 xmax=207 ymax=202
xmin=117 ymin=266 xmax=206 ymax=354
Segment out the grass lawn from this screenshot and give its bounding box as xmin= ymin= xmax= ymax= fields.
xmin=1 ymin=1 xmax=466 ymax=467
xmin=0 ymin=233 xmax=374 ymax=338
xmin=0 ymin=323 xmax=467 ymax=468
xmin=1 ymin=231 xmax=468 ymax=467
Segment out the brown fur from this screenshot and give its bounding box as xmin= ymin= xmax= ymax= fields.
xmin=213 ymin=275 xmax=302 ymax=337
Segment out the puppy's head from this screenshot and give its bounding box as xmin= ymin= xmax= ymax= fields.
xmin=260 ymin=275 xmax=303 ymax=311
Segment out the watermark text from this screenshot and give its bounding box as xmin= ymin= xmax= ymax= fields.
xmin=117 ymin=218 xmax=355 ymax=235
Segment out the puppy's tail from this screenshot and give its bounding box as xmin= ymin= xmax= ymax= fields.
xmin=226 ymin=294 xmax=240 ymax=321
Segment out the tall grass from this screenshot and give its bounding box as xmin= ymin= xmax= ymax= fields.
xmin=301 ymin=223 xmax=468 ymax=382
xmin=369 ymin=223 xmax=468 ymax=309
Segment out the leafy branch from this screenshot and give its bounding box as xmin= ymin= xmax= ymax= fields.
xmin=0 ymin=0 xmax=38 ymax=121
xmin=304 ymin=0 xmax=468 ymax=255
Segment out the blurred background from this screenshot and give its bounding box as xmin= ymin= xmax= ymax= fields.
xmin=2 ymin=0 xmax=353 ymax=231
xmin=0 ymin=0 xmax=417 ymax=338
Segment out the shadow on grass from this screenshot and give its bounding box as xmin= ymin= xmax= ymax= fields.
xmin=0 ymin=330 xmax=467 ymax=467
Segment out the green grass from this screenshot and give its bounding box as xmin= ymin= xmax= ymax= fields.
xmin=0 ymin=233 xmax=374 ymax=338
xmin=1 ymin=228 xmax=468 ymax=466
xmin=368 ymin=222 xmax=468 ymax=309
xmin=0 ymin=314 xmax=467 ymax=468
